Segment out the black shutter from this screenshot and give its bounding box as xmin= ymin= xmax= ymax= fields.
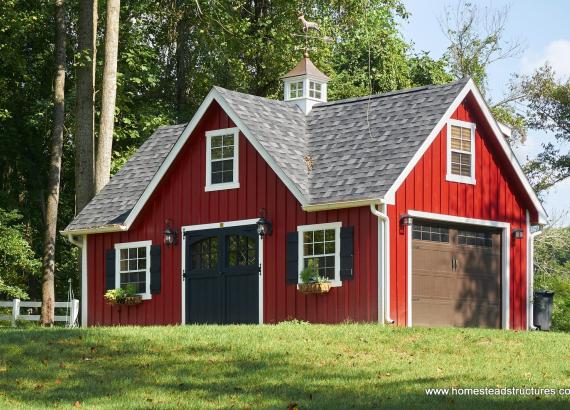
xmin=340 ymin=226 xmax=354 ymax=281
xmin=286 ymin=232 xmax=299 ymax=284
xmin=105 ymin=249 xmax=116 ymax=290
xmin=150 ymin=245 xmax=161 ymax=294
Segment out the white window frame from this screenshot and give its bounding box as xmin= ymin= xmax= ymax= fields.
xmin=309 ymin=80 xmax=322 ymax=99
xmin=205 ymin=127 xmax=240 ymax=192
xmin=288 ymin=80 xmax=304 ymax=100
xmin=446 ymin=119 xmax=476 ymax=185
xmin=114 ymin=240 xmax=152 ymax=300
xmin=297 ymin=222 xmax=342 ymax=287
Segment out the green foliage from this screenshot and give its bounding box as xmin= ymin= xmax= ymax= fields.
xmin=300 ymin=262 xmax=328 ymax=284
xmin=104 ymin=284 xmax=138 ymax=303
xmin=519 ymin=65 xmax=570 ymax=193
xmin=0 ymin=209 xmax=41 ymax=300
xmin=533 ymin=226 xmax=570 ymax=331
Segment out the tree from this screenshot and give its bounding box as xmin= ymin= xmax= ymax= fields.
xmin=75 ymin=0 xmax=97 ymax=212
xmin=95 ymin=0 xmax=121 ymax=193
xmin=518 ymin=65 xmax=570 ymax=193
xmin=0 ymin=209 xmax=41 ymax=300
xmin=41 ymin=0 xmax=67 ymax=325
xmin=440 ymin=0 xmax=526 ymax=143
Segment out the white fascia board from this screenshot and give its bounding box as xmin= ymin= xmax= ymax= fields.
xmin=121 ymin=87 xmax=308 ymax=230
xmin=384 ymin=79 xmax=547 ymax=224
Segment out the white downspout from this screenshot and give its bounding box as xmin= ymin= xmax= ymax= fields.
xmin=370 ymin=202 xmax=394 ymax=324
xmin=66 ymin=234 xmax=88 ymax=327
xmin=527 ymin=211 xmax=542 ymax=330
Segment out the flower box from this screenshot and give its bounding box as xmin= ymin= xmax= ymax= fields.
xmin=105 ymin=295 xmax=143 ymax=306
xmin=298 ymin=282 xmax=332 ymax=295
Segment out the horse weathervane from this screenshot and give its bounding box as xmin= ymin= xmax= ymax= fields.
xmin=295 ymin=13 xmax=332 ymax=57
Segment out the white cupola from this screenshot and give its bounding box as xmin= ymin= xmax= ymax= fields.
xmin=281 ymin=54 xmax=329 ymax=115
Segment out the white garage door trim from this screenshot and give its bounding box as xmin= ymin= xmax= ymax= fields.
xmin=406 ymin=210 xmax=510 ymax=329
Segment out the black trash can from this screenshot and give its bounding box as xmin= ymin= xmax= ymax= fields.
xmin=533 ymin=290 xmax=554 ymax=331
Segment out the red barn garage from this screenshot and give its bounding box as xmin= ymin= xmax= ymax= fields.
xmin=64 ymin=57 xmax=546 ymax=330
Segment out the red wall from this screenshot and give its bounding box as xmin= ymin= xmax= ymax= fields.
xmin=86 ymin=102 xmax=378 ymax=325
xmin=387 ymin=94 xmax=532 ymax=330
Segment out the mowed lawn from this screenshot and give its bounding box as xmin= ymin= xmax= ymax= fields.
xmin=0 ymin=324 xmax=569 ymax=409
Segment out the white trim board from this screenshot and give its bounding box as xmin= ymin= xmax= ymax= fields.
xmin=384 ymin=79 xmax=547 ymax=224
xmin=181 ymin=218 xmax=263 ymax=325
xmin=81 ymin=235 xmax=88 ymax=328
xmin=406 ymin=210 xmax=510 ymax=329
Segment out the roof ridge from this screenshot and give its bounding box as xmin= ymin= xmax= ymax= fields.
xmin=313 ymin=78 xmax=469 ymax=108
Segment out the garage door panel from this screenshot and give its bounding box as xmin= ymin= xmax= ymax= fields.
xmin=412 ymin=221 xmax=502 ymax=329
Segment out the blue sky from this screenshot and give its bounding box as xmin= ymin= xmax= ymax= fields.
xmin=401 ymin=0 xmax=570 ymax=223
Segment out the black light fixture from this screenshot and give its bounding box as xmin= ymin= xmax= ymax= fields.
xmin=400 ymin=213 xmax=414 ymax=226
xmin=512 ymin=228 xmax=524 ymax=240
xmin=256 ymin=208 xmax=272 ymax=239
xmin=164 ymin=219 xmax=179 ymax=246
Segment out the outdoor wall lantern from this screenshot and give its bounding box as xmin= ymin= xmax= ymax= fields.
xmin=256 ymin=209 xmax=273 ymax=239
xmin=164 ymin=219 xmax=179 ymax=246
xmin=400 ymin=213 xmax=414 ymax=227
xmin=512 ymin=228 xmax=524 ymax=240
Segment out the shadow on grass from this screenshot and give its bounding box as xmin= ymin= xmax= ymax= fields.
xmin=0 ymin=328 xmax=568 ymax=409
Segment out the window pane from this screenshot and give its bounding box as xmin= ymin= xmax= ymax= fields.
xmin=314 ymin=230 xmax=324 ymax=242
xmin=222 ymin=145 xmax=234 ymax=158
xmin=211 ymin=147 xmax=222 ymax=160
xmin=223 ymin=134 xmax=234 ymax=146
xmin=120 ymin=249 xmax=128 ymax=260
xmin=304 ymin=231 xmax=313 ymax=243
xmin=138 ymin=258 xmax=146 ymax=270
xmin=325 ymin=240 xmax=335 ymax=254
xmin=314 ymin=242 xmax=324 ymax=255
xmin=211 ymin=136 xmax=222 ymax=148
xmin=222 ymin=169 xmax=233 ymax=183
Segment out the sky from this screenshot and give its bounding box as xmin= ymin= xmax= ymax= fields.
xmin=401 ymin=0 xmax=570 ymax=224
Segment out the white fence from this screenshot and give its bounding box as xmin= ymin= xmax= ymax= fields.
xmin=0 ymin=299 xmax=79 ymax=327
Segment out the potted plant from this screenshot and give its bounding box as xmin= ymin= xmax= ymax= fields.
xmin=298 ymin=265 xmax=332 ymax=295
xmin=104 ymin=284 xmax=143 ymax=306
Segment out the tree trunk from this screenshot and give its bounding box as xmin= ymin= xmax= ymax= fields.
xmin=95 ymin=0 xmax=120 ymax=193
xmin=75 ymin=0 xmax=97 ymax=213
xmin=41 ymin=0 xmax=66 ymax=326
xmin=175 ymin=2 xmax=190 ymax=122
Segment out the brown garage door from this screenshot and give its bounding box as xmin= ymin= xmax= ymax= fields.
xmin=412 ymin=221 xmax=501 ymax=328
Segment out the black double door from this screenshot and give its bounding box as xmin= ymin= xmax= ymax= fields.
xmin=185 ymin=225 xmax=259 ymax=324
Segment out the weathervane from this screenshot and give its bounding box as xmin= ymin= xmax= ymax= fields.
xmin=293 ymin=13 xmax=333 ymax=57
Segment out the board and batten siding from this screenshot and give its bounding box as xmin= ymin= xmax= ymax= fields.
xmin=87 ymin=102 xmax=378 ymax=326
xmin=387 ymin=94 xmax=535 ymax=330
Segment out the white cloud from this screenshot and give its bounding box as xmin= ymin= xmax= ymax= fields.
xmin=521 ymin=39 xmax=570 ymax=78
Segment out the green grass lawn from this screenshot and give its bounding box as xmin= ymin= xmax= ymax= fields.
xmin=0 ymin=324 xmax=569 ymax=409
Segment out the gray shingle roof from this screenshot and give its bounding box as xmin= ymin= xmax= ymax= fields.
xmin=64 ymin=124 xmax=186 ymax=232
xmin=64 ymin=79 xmax=468 ymax=232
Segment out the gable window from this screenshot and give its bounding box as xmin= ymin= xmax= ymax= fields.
xmin=298 ymin=222 xmax=341 ymax=285
xmin=309 ymin=81 xmax=322 ymax=99
xmin=289 ymin=81 xmax=304 ymax=99
xmin=446 ymin=119 xmax=476 ymax=184
xmin=115 ymin=241 xmax=152 ymax=299
xmin=205 ymin=127 xmax=240 ymax=191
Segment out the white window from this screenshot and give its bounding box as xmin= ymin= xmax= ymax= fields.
xmin=289 ymin=81 xmax=304 ymax=99
xmin=446 ymin=119 xmax=476 ymax=184
xmin=309 ymin=81 xmax=322 ymax=99
xmin=297 ymin=222 xmax=342 ymax=286
xmin=114 ymin=241 xmax=152 ymax=299
xmin=205 ymin=127 xmax=240 ymax=191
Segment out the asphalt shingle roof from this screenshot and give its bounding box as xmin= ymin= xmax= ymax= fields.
xmin=64 ymin=79 xmax=468 ymax=232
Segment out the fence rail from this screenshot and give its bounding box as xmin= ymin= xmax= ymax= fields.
xmin=0 ymin=299 xmax=79 ymax=327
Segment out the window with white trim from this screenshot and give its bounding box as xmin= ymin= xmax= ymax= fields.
xmin=289 ymin=81 xmax=304 ymax=99
xmin=447 ymin=120 xmax=476 ymax=184
xmin=205 ymin=128 xmax=239 ymax=191
xmin=309 ymin=81 xmax=322 ymax=99
xmin=298 ymin=222 xmax=341 ymax=284
xmin=115 ymin=241 xmax=151 ymax=298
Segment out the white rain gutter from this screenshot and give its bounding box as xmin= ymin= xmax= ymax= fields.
xmin=370 ymin=202 xmax=394 ymax=324
xmin=528 ymin=226 xmax=543 ymax=330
